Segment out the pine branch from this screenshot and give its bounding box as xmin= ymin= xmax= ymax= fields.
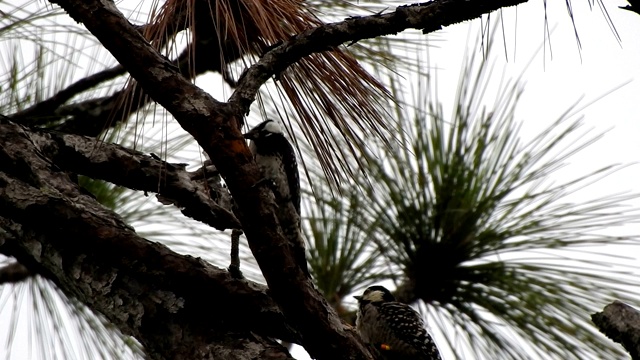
xmin=228 ymin=0 xmax=527 ymax=115
xmin=42 ymin=0 xmax=529 ymax=358
xmin=592 ymin=301 xmax=640 ymax=360
xmin=0 ymin=120 xmax=240 ymax=230
xmin=10 ymin=65 xmax=126 ymax=125
xmin=45 ymin=1 xmax=368 ymax=358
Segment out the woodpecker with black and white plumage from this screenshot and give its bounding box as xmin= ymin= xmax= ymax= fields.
xmin=355 ymin=285 xmax=442 ymax=360
xmin=243 ymin=119 xmax=300 ymax=214
xmin=243 ymin=119 xmax=309 ymax=276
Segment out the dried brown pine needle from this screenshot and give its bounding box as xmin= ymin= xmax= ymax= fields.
xmin=143 ymin=0 xmax=394 ymax=183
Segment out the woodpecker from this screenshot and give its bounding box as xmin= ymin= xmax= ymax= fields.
xmin=355 ymin=285 xmax=442 ymax=360
xmin=243 ymin=119 xmax=309 ymax=276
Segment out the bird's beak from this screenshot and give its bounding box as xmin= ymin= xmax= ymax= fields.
xmin=354 ymin=295 xmax=362 ymax=301
xmin=242 ymin=129 xmax=257 ymax=140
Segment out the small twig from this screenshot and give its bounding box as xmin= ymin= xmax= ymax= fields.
xmin=12 ymin=65 xmax=126 ymax=124
xmin=229 ymin=229 xmax=244 ymax=279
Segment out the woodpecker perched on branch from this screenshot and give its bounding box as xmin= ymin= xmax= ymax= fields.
xmin=243 ymin=119 xmax=309 ymax=276
xmin=243 ymin=120 xmax=300 ymax=214
xmin=355 ymin=285 xmax=442 ymax=360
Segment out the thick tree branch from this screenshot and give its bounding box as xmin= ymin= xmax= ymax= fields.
xmin=49 ymin=39 xmax=239 ymax=137
xmin=47 ymin=1 xmax=369 ymax=359
xmin=0 ymin=121 xmax=239 ymax=230
xmin=592 ymin=300 xmax=640 ymax=359
xmin=43 ymin=0 xmax=528 ymax=358
xmin=0 ymin=124 xmax=299 ymax=358
xmin=0 ymin=213 xmax=294 ymax=359
xmin=228 ymin=0 xmax=528 ymax=115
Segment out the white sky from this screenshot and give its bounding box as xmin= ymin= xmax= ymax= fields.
xmin=2 ymin=0 xmax=640 ymax=359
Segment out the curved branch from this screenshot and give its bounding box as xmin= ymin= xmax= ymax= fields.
xmin=620 ymin=0 xmax=640 ymax=15
xmin=11 ymin=65 xmax=127 ymax=125
xmin=227 ymin=0 xmax=528 ymax=115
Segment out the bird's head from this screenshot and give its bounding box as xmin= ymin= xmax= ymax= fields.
xmin=243 ymin=119 xmax=283 ymax=141
xmin=354 ymin=285 xmax=396 ymax=304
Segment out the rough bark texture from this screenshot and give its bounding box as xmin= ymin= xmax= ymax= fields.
xmin=0 ymin=120 xmax=297 ymax=359
xmin=22 ymin=122 xmax=239 ymax=230
xmin=1 ymin=0 xmax=530 ymax=358
xmin=592 ymin=301 xmax=640 ymax=359
xmin=47 ymin=0 xmax=373 ymax=358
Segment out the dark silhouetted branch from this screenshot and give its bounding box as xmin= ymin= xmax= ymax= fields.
xmin=592 ymin=300 xmax=640 ymax=360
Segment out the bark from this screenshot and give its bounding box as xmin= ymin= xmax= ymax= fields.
xmin=48 ymin=0 xmax=371 ymax=358
xmin=592 ymin=300 xmax=640 ymax=359
xmin=2 ymin=0 xmax=530 ymax=358
xmin=0 ymin=121 xmax=239 ymax=230
xmin=30 ymin=122 xmax=239 ymax=230
xmin=0 ymin=121 xmax=297 ymax=359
